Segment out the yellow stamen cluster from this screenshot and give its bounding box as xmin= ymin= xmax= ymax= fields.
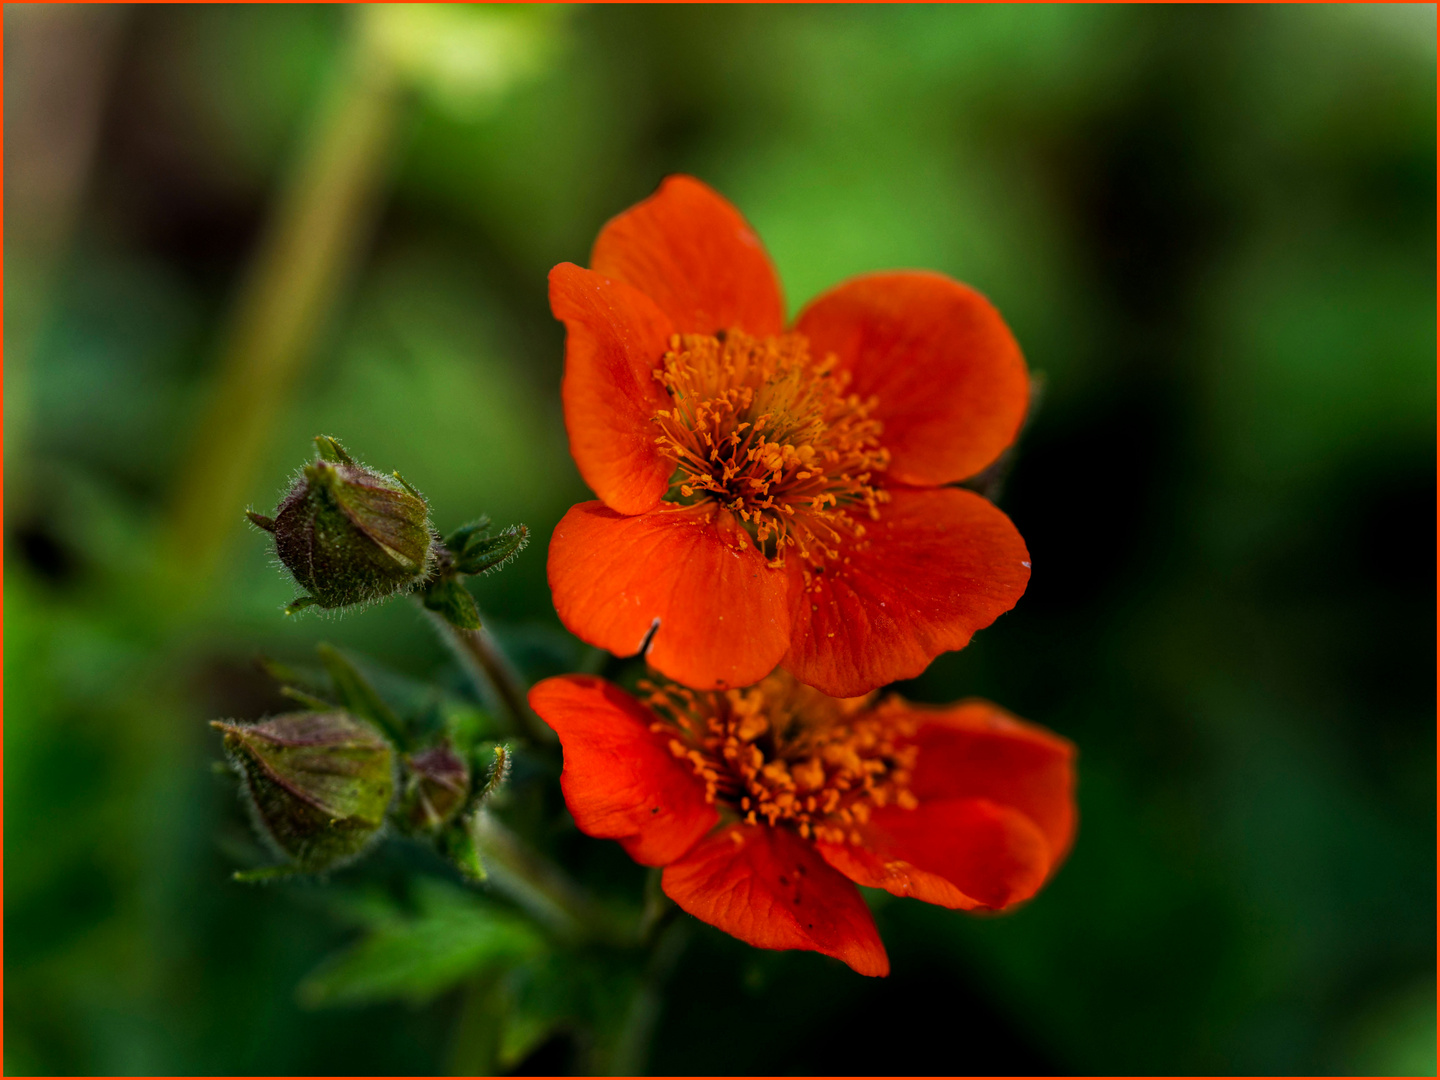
xmin=651 ymin=330 xmax=890 ymax=566
xmin=643 ymin=671 xmax=918 ymax=845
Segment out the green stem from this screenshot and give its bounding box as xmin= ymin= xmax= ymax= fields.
xmin=636 ymin=865 xmax=672 ymax=946
xmin=447 ymin=973 xmax=506 ymax=1077
xmin=604 ymin=917 xmax=692 ymax=1076
xmin=427 ymin=609 xmax=554 ymax=744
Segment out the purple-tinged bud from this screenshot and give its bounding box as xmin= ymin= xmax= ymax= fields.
xmin=401 ymin=742 xmax=472 ymax=831
xmin=247 ymin=436 xmax=437 ymax=613
xmin=213 ymin=710 xmax=396 ymax=872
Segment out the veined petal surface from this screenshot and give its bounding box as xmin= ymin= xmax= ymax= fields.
xmin=548 ymin=501 xmax=792 ymax=690
xmin=591 ymin=175 xmax=786 ymax=338
xmin=550 ymin=262 xmax=675 ymax=515
xmin=783 ymin=487 xmax=1031 ymax=697
xmin=663 ymin=823 xmax=889 ymax=976
xmin=797 ymin=271 xmax=1030 ymax=486
xmin=528 ymin=675 xmax=717 ymax=866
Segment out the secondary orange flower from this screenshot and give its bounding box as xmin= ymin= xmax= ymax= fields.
xmin=529 ymin=671 xmax=1076 ymax=977
xmin=548 ymin=176 xmax=1033 ymax=697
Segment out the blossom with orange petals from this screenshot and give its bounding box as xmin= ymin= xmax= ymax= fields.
xmin=529 ymin=671 xmax=1075 ymax=976
xmin=547 ymin=176 xmax=1033 ymax=696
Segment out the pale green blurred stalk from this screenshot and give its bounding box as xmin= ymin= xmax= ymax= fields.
xmin=161 ymin=4 xmax=564 ymax=603
xmin=139 ymin=6 xmax=618 ymax=1072
xmin=163 ymin=6 xmax=402 ymax=598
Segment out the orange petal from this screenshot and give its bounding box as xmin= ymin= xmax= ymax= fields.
xmin=527 ymin=676 xmax=717 ymax=866
xmin=662 ymin=823 xmax=889 ymax=976
xmin=591 ymin=175 xmax=786 ymax=338
xmin=549 ymin=262 xmax=675 ymax=515
xmin=783 ymin=487 xmax=1030 ymax=698
xmin=818 ymin=797 xmax=1052 ymax=911
xmin=902 ymin=699 xmax=1077 ymax=865
xmin=547 ymin=501 xmax=793 ymax=690
xmin=815 ymin=839 xmax=975 ymax=910
xmin=796 ymin=271 xmax=1030 ymax=486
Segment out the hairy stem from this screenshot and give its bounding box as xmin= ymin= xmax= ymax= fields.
xmin=426 ymin=609 xmax=553 ymax=744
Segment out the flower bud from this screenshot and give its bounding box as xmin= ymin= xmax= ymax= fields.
xmin=247 ymin=436 xmax=437 ymax=612
xmin=213 ymin=710 xmax=396 ymax=872
xmin=400 ymin=742 xmax=472 ymax=831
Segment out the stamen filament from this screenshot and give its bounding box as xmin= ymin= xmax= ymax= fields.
xmin=651 ymin=330 xmax=890 ymax=567
xmin=641 ymin=673 xmax=918 ymax=843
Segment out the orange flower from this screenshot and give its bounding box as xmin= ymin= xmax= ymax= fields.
xmin=548 ymin=176 xmax=1032 ymax=696
xmin=529 ymin=671 xmax=1076 ymax=977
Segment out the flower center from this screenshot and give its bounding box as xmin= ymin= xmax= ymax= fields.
xmin=651 ymin=329 xmax=890 ymax=567
xmin=642 ymin=671 xmax=918 ymax=845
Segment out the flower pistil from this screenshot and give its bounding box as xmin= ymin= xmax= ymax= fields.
xmin=642 ymin=672 xmax=919 ymax=845
xmin=651 ymin=330 xmax=891 ymax=566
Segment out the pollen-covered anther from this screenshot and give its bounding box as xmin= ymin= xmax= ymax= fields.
xmin=650 ymin=329 xmax=890 ymax=567
xmin=643 ymin=671 xmax=918 ymax=842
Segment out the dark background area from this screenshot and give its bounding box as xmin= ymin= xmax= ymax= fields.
xmin=5 ymin=5 xmax=1434 ymax=1075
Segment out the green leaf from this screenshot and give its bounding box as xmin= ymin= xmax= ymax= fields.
xmin=499 ymin=953 xmax=579 ymax=1069
xmin=298 ymin=879 xmax=544 ymax=1008
xmin=421 ymin=575 xmax=481 ymax=629
xmin=500 ymin=1001 xmax=560 ymax=1072
xmin=258 ymin=655 xmax=339 ymax=711
xmin=442 ymin=515 xmax=491 ymax=552
xmin=313 ymin=434 xmax=355 ymax=465
xmin=445 ymin=520 xmax=530 ymax=577
xmin=499 ymin=951 xmax=640 ymax=1071
xmin=324 ymin=885 xmax=412 ymax=930
xmin=233 ymin=865 xmax=299 ymax=884
xmin=316 ymin=643 xmax=406 ymax=745
xmin=441 ymin=816 xmax=486 ymax=882
xmin=438 ymin=745 xmax=510 ymax=879
xmin=279 ymin=685 xmax=336 ymax=712
xmin=258 ymin=655 xmax=330 ymax=697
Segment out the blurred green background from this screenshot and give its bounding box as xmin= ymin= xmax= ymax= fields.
xmin=5 ymin=4 xmax=1434 ymax=1075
